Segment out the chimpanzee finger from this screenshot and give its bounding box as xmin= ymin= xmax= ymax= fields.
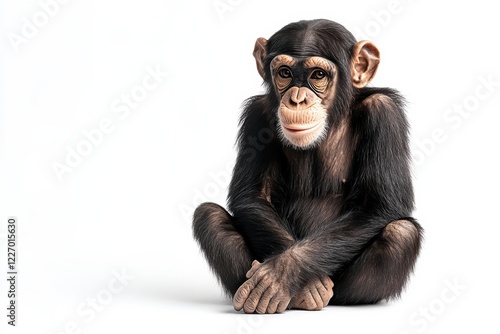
xmin=246 ymin=260 xmax=262 ymax=278
xmin=266 ymin=296 xmax=281 ymax=314
xmin=276 ymin=299 xmax=289 ymax=314
xmin=316 ymin=279 xmax=333 ymax=307
xmin=255 ymin=286 xmax=274 ymax=314
xmin=322 ymin=276 xmax=334 ymax=290
xmin=309 ymin=286 xmax=323 ymax=310
xmin=243 ymin=280 xmax=268 ymax=313
xmin=233 ymin=279 xmax=255 ymax=311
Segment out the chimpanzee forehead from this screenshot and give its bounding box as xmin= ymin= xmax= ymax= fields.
xmin=270 ymin=54 xmax=336 ymax=71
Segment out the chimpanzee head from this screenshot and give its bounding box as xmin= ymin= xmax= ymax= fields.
xmin=253 ymin=19 xmax=380 ymax=149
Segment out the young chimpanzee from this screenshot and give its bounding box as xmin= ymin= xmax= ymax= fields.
xmin=193 ymin=19 xmax=423 ymax=314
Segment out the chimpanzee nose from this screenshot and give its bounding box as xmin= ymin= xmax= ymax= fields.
xmin=285 ymin=87 xmax=312 ymax=110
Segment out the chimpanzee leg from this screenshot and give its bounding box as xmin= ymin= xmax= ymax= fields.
xmin=193 ymin=203 xmax=253 ymax=296
xmin=330 ymin=219 xmax=423 ymax=305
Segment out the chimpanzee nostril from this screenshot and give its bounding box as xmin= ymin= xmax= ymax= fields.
xmin=287 ymin=87 xmax=309 ymax=109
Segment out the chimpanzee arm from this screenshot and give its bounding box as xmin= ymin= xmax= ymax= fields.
xmin=227 ymin=96 xmax=295 ymax=261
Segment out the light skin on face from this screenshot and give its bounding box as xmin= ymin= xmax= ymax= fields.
xmin=270 ymin=55 xmax=338 ymax=149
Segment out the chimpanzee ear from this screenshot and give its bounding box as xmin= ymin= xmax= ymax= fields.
xmin=351 ymin=41 xmax=380 ymax=88
xmin=253 ymin=37 xmax=268 ymax=80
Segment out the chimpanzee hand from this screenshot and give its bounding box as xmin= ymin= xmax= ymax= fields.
xmin=233 ymin=259 xmax=293 ymax=314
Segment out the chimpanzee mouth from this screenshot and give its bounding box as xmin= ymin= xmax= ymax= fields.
xmin=282 ymin=121 xmax=322 ymax=134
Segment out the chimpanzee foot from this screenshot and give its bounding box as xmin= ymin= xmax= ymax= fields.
xmin=291 ymin=276 xmax=334 ymax=310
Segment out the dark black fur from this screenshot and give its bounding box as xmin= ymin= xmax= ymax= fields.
xmin=193 ymin=19 xmax=422 ymax=305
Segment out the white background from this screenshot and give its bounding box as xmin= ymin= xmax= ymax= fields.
xmin=1 ymin=0 xmax=499 ymax=333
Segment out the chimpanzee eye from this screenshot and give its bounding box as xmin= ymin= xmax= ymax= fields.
xmin=278 ymin=67 xmax=292 ymax=78
xmin=310 ymin=69 xmax=327 ymax=80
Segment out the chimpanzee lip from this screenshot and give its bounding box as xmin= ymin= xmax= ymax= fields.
xmin=283 ymin=121 xmax=322 ymax=133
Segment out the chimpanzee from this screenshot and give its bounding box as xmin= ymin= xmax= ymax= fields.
xmin=192 ymin=19 xmax=423 ymax=314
